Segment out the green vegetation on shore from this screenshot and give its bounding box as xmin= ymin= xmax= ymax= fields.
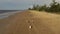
xmin=28 ymin=0 xmax=60 ymax=13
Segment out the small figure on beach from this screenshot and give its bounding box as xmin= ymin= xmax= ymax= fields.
xmin=29 ymin=25 xmax=32 ymax=29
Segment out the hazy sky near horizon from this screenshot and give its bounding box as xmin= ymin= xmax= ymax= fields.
xmin=0 ymin=0 xmax=60 ymax=10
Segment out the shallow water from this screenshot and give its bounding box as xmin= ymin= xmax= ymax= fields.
xmin=0 ymin=11 xmax=22 ymax=19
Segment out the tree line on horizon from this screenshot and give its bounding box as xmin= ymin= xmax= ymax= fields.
xmin=28 ymin=0 xmax=60 ymax=13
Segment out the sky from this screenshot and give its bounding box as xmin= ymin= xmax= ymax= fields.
xmin=0 ymin=0 xmax=60 ymax=10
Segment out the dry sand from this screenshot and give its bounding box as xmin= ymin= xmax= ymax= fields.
xmin=0 ymin=10 xmax=60 ymax=34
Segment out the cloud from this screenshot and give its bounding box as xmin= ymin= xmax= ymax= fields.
xmin=56 ymin=0 xmax=60 ymax=3
xmin=0 ymin=0 xmax=59 ymax=10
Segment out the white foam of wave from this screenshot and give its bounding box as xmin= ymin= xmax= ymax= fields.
xmin=0 ymin=11 xmax=21 ymax=19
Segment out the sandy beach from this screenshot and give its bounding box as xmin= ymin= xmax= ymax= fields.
xmin=0 ymin=10 xmax=60 ymax=34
